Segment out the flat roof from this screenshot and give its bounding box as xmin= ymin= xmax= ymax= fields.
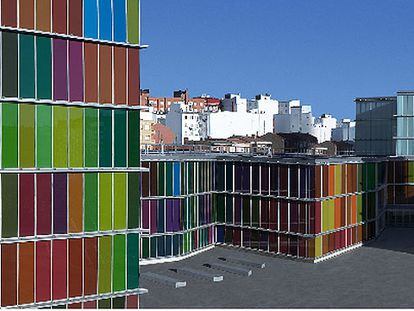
xmin=354 ymin=96 xmax=396 ymax=102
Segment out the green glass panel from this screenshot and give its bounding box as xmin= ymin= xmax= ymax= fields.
xmin=113 ymin=235 xmax=126 ymax=292
xmin=85 ymin=108 xmax=98 ymax=167
xmin=127 ymin=0 xmax=140 ymax=44
xmin=216 ymin=194 xmax=225 ymax=222
xmin=128 ymin=110 xmax=140 ymax=167
xmin=99 ymin=173 xmax=112 ymax=231
xmin=84 ymin=173 xmax=98 ymax=232
xmin=99 ymin=109 xmax=112 ymax=167
xmin=188 ymin=162 xmax=194 ymax=194
xmin=166 ymin=162 xmax=173 ymax=196
xmin=2 ymin=174 xmax=18 ymax=238
xmin=2 ymin=103 xmax=18 ymax=168
xmin=409 ymin=162 xmax=414 ymax=183
xmin=19 ymin=34 xmax=35 ymax=98
xmin=127 ymin=233 xmax=139 ymax=289
xmin=36 ymin=105 xmax=52 ymax=168
xmin=114 ymin=110 xmax=127 ymax=167
xmin=112 ymin=297 xmax=125 ymax=309
xmin=98 ymin=236 xmax=112 ymax=294
xmin=141 ymin=236 xmax=149 ymax=259
xmin=53 ymin=106 xmax=68 ymax=168
xmin=69 ymin=108 xmax=84 ymax=167
xmin=2 ymin=32 xmax=18 ymax=97
xmin=114 ymin=173 xmax=127 ymax=230
xmin=19 ymin=104 xmax=35 ymax=168
xmin=98 ymin=299 xmax=111 ymax=309
xmin=36 ymin=36 xmax=52 ymax=100
xmin=128 ymin=173 xmax=140 ymax=229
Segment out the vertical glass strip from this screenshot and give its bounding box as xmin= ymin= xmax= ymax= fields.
xmin=113 ymin=235 xmax=126 ymax=291
xmin=1 ymin=244 xmax=18 ymax=307
xmin=18 ymin=242 xmax=35 ymax=304
xmin=2 ymin=174 xmax=18 ymax=238
xmin=36 ymin=0 xmax=52 ymax=32
xmin=37 ymin=105 xmax=52 ymax=168
xmin=85 ymin=108 xmax=99 ymax=167
xmin=127 ymin=0 xmax=140 ymax=44
xmin=69 ymin=107 xmax=84 ymax=167
xmin=84 ymin=0 xmax=98 ymax=38
xmin=99 ymin=109 xmax=112 ymax=167
xmin=84 ymin=43 xmax=99 ymax=103
xmin=69 ymin=0 xmax=83 ymax=37
xmin=19 ymin=104 xmax=36 ymax=168
xmin=2 ymin=103 xmax=18 ymax=168
xmin=53 ymin=173 xmax=68 ymax=234
xmin=36 ymin=36 xmax=52 ymax=100
xmin=114 ymin=0 xmax=127 ymax=42
xmin=99 ymin=173 xmax=112 ymax=231
xmin=127 ymin=233 xmax=139 ymax=289
xmin=53 ymin=106 xmax=68 ymax=168
xmin=19 ymin=34 xmax=35 ymax=99
xmin=69 ymin=41 xmax=84 ymax=102
xmin=99 ymin=0 xmax=113 ymax=40
xmin=114 ymin=110 xmax=127 ymax=167
xmin=127 ymin=48 xmax=140 ymax=105
xmin=69 ymin=174 xmax=83 ymax=233
xmin=1 ymin=0 xmax=17 ymax=27
xmin=2 ymin=32 xmax=18 ymax=98
xmin=128 ymin=110 xmax=140 ymax=166
xmin=84 ymin=173 xmax=98 ymax=232
xmin=53 ymin=39 xmax=68 ymax=101
xmin=128 ymin=173 xmax=140 ymax=229
xmin=68 ymin=239 xmax=83 ymax=298
xmin=114 ymin=173 xmax=127 ymax=230
xmin=98 ymin=236 xmax=112 ymax=293
xmin=19 ymin=174 xmax=35 ymax=237
xmin=19 ymin=0 xmax=35 ymax=29
xmin=99 ymin=45 xmax=113 ymax=104
xmin=52 ymin=0 xmax=67 ymax=34
xmin=36 ymin=174 xmax=52 ymax=235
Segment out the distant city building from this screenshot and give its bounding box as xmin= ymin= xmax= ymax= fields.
xmin=332 ymin=119 xmax=356 ymax=142
xmin=166 ymin=103 xmax=209 ymax=144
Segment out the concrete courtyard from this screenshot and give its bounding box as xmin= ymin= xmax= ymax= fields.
xmin=140 ymin=228 xmax=414 ymax=308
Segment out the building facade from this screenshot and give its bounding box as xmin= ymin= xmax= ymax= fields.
xmin=0 ymin=0 xmax=144 ymax=308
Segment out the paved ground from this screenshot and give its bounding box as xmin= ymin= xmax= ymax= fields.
xmin=140 ymin=228 xmax=414 ymax=308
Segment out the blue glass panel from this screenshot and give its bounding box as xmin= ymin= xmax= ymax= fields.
xmin=113 ymin=0 xmax=126 ymax=42
xmin=173 ymin=162 xmax=181 ymax=196
xmin=84 ymin=0 xmax=98 ymax=39
xmin=99 ymin=0 xmax=112 ymax=40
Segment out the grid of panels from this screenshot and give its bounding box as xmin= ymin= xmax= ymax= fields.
xmin=141 ymin=160 xmax=215 ymax=260
xmin=0 ymin=0 xmax=143 ymax=308
xmin=1 ymin=0 xmax=140 ymax=44
xmin=1 ymin=31 xmax=140 ymax=106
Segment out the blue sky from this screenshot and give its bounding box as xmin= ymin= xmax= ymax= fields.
xmin=141 ymin=0 xmax=414 ymax=119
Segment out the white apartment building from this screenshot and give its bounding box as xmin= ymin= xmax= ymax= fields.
xmin=166 ymin=103 xmax=208 ymax=144
xmin=332 ymin=118 xmax=356 ymax=141
xmin=274 ymin=101 xmax=337 ymax=143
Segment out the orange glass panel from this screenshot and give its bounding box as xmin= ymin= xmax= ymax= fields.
xmin=69 ymin=174 xmax=83 ymax=233
xmin=19 ymin=242 xmax=35 ymax=305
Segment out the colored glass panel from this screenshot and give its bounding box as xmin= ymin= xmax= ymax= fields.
xmin=85 ymin=108 xmax=99 ymax=167
xmin=69 ymin=0 xmax=83 ymax=36
xmin=127 ymin=233 xmax=139 ymax=289
xmin=19 ymin=242 xmax=35 ymax=305
xmin=127 ymin=49 xmax=140 ymax=105
xmin=19 ymin=0 xmax=34 ymax=29
xmin=69 ymin=41 xmax=84 ymax=102
xmin=37 ymin=174 xmax=52 ymax=235
xmin=84 ymin=0 xmax=98 ymax=38
xmin=69 ymin=239 xmax=83 ymax=298
xmin=52 ymin=240 xmax=67 ymax=300
xmin=37 ymin=105 xmax=52 ymax=167
xmin=36 ymin=241 xmax=51 ymax=302
xmin=114 ymin=0 xmax=127 ymax=42
xmin=128 ymin=110 xmax=140 ymax=166
xmin=36 ymin=0 xmax=51 ymax=32
xmin=99 ymin=109 xmax=112 ymax=167
xmin=84 ymin=237 xmax=98 ymax=296
xmin=127 ymin=0 xmax=140 ymax=44
xmin=114 ymin=47 xmax=127 ymax=104
xmin=19 ymin=104 xmax=35 ymax=168
xmin=2 ymin=32 xmax=18 ymax=97
xmin=2 ymin=174 xmax=18 ymax=238
xmin=99 ymin=173 xmax=112 ymax=231
xmin=53 ymin=39 xmax=68 ymax=101
xmin=53 ymin=106 xmax=68 ymax=167
xmin=69 ymin=174 xmax=83 ymax=233
xmin=2 ymin=0 xmax=17 ymax=27
xmin=53 ymin=173 xmax=68 ymax=234
xmin=115 ymin=110 xmax=127 ymax=167
xmin=69 ymin=108 xmax=84 ymax=167
xmin=98 ymin=236 xmax=112 ymax=294
xmin=19 ymin=174 xmax=35 ymax=237
xmin=19 ymin=34 xmax=35 ymax=98
xmin=113 ymin=235 xmax=126 ymax=291
xmin=1 ymin=244 xmax=17 ymax=307
xmin=52 ymin=0 xmax=67 ymax=34
xmin=99 ymin=45 xmax=112 ymax=104
xmin=99 ymin=0 xmax=112 ymax=40
xmin=84 ymin=43 xmax=99 ymax=102
xmin=128 ymin=173 xmax=140 ymax=229
xmin=2 ymin=103 xmax=18 ymax=168
xmin=36 ymin=36 xmax=52 ymax=100
xmin=85 ymin=173 xmax=98 ymax=232
xmin=114 ymin=173 xmax=127 ymax=229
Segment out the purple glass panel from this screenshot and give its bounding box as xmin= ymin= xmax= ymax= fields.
xmin=166 ymin=200 xmax=174 ymax=232
xmin=242 ymin=163 xmax=250 ymax=193
xmin=173 ymin=199 xmax=181 ymax=232
xmin=53 ymin=173 xmax=67 ymax=234
xmin=53 ymin=39 xmax=68 ymax=101
xmin=141 ymin=200 xmax=149 ymax=230
xmin=150 ymin=200 xmax=157 ymax=234
xmin=69 ymin=41 xmax=84 ymax=101
xmin=234 ymin=196 xmax=241 ymax=225
xmin=261 ymin=163 xmax=269 ymax=194
xmin=235 ymin=162 xmax=242 ymax=192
